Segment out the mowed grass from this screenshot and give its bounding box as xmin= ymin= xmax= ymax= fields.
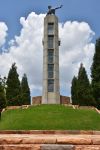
xmin=0 ymin=105 xmax=100 ymax=130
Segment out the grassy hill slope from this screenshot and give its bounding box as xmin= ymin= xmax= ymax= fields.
xmin=0 ymin=105 xmax=100 ymax=130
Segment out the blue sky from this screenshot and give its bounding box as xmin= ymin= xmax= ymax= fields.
xmin=0 ymin=0 xmax=99 ymax=97
xmin=0 ymin=0 xmax=100 ymax=42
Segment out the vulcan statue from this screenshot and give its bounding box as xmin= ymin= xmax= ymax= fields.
xmin=47 ymin=5 xmax=63 ymax=15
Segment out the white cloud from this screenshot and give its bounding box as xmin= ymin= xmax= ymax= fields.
xmin=0 ymin=22 xmax=8 ymax=47
xmin=0 ymin=12 xmax=95 ymax=97
xmin=59 ymin=21 xmax=95 ymax=95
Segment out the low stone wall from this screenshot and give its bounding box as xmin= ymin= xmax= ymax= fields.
xmin=32 ymin=96 xmax=42 ymax=105
xmin=79 ymin=106 xmax=95 ymax=109
xmin=6 ymin=105 xmax=30 ymax=110
xmin=6 ymin=106 xmax=21 ymax=109
xmin=60 ymin=95 xmax=70 ymax=104
xmin=0 ymin=130 xmax=100 ymax=134
xmin=32 ymin=95 xmax=70 ymax=105
xmin=95 ymin=108 xmax=100 ymax=114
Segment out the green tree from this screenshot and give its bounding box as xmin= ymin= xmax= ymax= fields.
xmin=71 ymin=76 xmax=78 ymax=105
xmin=91 ymin=38 xmax=100 ymax=109
xmin=21 ymin=74 xmax=30 ymax=105
xmin=6 ymin=63 xmax=21 ymax=106
xmin=77 ymin=63 xmax=96 ymax=106
xmin=0 ymin=77 xmax=6 ymax=119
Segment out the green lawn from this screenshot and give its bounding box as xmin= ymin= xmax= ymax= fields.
xmin=0 ymin=105 xmax=100 ymax=130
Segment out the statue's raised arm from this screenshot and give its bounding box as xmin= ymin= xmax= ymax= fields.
xmin=55 ymin=5 xmax=63 ymax=10
xmin=47 ymin=5 xmax=63 ymax=15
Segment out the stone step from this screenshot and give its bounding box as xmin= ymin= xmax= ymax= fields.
xmin=75 ymin=145 xmax=100 ymax=150
xmin=0 ymin=144 xmax=100 ymax=150
xmin=41 ymin=144 xmax=74 ymax=150
xmin=0 ymin=131 xmax=100 ymax=150
xmin=0 ymin=134 xmax=100 ymax=145
xmin=0 ymin=144 xmax=40 ymax=150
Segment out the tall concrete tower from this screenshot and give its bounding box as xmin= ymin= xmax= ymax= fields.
xmin=42 ymin=5 xmax=62 ymax=104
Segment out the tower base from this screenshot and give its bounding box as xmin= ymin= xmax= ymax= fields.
xmin=42 ymin=92 xmax=60 ymax=104
xmin=32 ymin=95 xmax=70 ymax=105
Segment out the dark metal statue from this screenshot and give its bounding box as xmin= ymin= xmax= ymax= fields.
xmin=47 ymin=5 xmax=63 ymax=15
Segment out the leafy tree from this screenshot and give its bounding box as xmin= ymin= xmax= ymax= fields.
xmin=0 ymin=77 xmax=6 ymax=119
xmin=71 ymin=76 xmax=78 ymax=105
xmin=77 ymin=63 xmax=96 ymax=106
xmin=91 ymin=38 xmax=100 ymax=109
xmin=6 ymin=63 xmax=21 ymax=106
xmin=21 ymin=74 xmax=30 ymax=105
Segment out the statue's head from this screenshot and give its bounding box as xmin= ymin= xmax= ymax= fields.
xmin=48 ymin=6 xmax=52 ymax=9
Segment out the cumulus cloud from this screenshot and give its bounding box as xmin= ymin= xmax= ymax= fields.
xmin=0 ymin=22 xmax=8 ymax=47
xmin=59 ymin=21 xmax=95 ymax=95
xmin=0 ymin=12 xmax=95 ymax=97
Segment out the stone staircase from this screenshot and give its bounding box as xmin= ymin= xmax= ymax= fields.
xmin=0 ymin=130 xmax=100 ymax=150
